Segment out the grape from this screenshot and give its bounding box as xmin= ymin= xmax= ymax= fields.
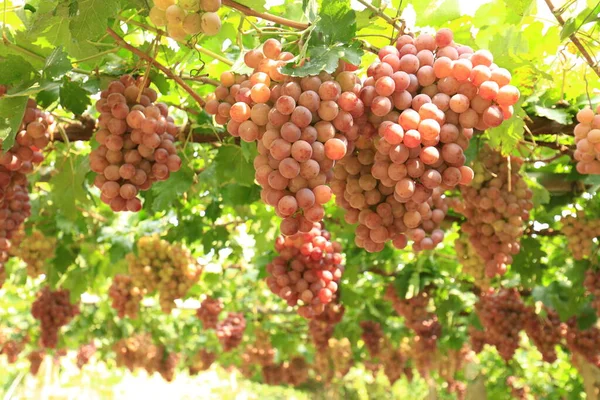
xmin=165 ymin=5 xmax=185 ymax=25
xmin=182 ymin=13 xmax=203 ymax=35
xmin=153 ymin=0 xmax=176 ymax=11
xmin=216 ymin=313 xmax=246 ymax=351
xmin=201 ymin=12 xmax=221 ymax=36
xmin=31 ymin=287 xmax=80 ymax=348
xmin=179 ymin=0 xmax=200 ymax=11
xmin=200 ymin=0 xmax=221 ymax=12
xmin=109 ymin=274 xmax=143 ymax=318
xmin=196 ymin=297 xmax=223 ymax=329
xmin=149 ymin=7 xmax=167 ymax=26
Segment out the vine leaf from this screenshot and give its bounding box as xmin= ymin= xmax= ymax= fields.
xmin=59 ymin=78 xmax=92 ymax=115
xmin=43 ymin=47 xmax=72 ymax=80
xmin=49 ymin=153 xmax=91 ymax=220
xmin=147 ymin=160 xmax=194 ymax=212
xmin=0 ymin=97 xmax=28 ymax=150
xmin=214 ymin=144 xmax=255 ymax=186
xmin=0 ymin=55 xmax=38 ymax=87
xmin=69 ymin=0 xmax=120 ymax=41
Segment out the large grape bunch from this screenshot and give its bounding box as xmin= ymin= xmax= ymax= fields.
xmin=523 ymin=307 xmax=564 ymax=363
xmin=31 ymin=287 xmax=80 ymax=348
xmin=453 ymin=146 xmax=533 ymax=277
xmin=573 ymin=105 xmax=600 ymax=174
xmin=475 ymin=288 xmax=526 ymax=361
xmin=565 ymin=317 xmax=600 ymax=367
xmin=385 ymin=285 xmax=441 ymax=374
xmin=360 ymin=321 xmax=383 ymax=358
xmin=330 ymin=29 xmax=519 ymax=252
xmin=126 ymin=235 xmax=201 ymax=312
xmin=10 ymin=230 xmax=56 ymax=277
xmin=266 ymin=222 xmax=344 ymax=318
xmin=196 ymin=296 xmax=223 ymax=329
xmin=562 ymin=212 xmax=600 ymax=260
xmin=108 ymin=274 xmax=144 ymax=318
xmin=91 ymin=75 xmax=182 ymax=212
xmin=216 ymin=312 xmax=246 ymax=351
xmin=149 ymin=0 xmax=221 ymax=40
xmin=455 ymin=233 xmax=490 ymax=288
xmin=205 ymin=39 xmax=364 ymax=236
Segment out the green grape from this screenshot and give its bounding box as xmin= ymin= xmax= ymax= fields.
xmin=179 ymin=0 xmax=201 ymax=11
xmin=153 ymin=0 xmax=176 ymax=11
xmin=182 ymin=13 xmax=203 ymax=35
xmin=165 ymin=4 xmax=186 ymax=25
xmin=149 ymin=6 xmax=167 ymax=26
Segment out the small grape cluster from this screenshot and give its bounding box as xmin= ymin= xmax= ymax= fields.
xmin=565 ymin=317 xmax=600 ymax=367
xmin=91 ymin=75 xmax=181 ymax=212
xmin=31 ymin=287 xmax=80 ymax=348
xmin=585 ymin=269 xmax=600 ymax=317
xmin=108 ymin=274 xmax=144 ymax=319
xmin=382 ymin=344 xmax=408 ymax=385
xmin=153 ymin=347 xmax=180 ymax=382
xmin=308 ymin=302 xmax=345 ymax=351
xmin=523 ymin=308 xmax=564 ymax=363
xmin=149 ymin=0 xmax=221 ymax=40
xmin=562 ymin=213 xmax=600 ymax=260
xmin=1 ymin=338 xmax=25 ymax=364
xmin=330 ymin=338 xmax=353 ymax=379
xmin=114 ymin=334 xmax=158 ymax=372
xmin=126 ymin=235 xmax=201 ymax=313
xmin=385 ymin=285 xmax=441 ymax=374
xmin=9 ymin=230 xmax=56 ymax=277
xmin=313 ymin=350 xmax=334 ymax=383
xmin=77 ymin=343 xmax=96 ymax=369
xmin=205 ymin=39 xmax=362 ymax=235
xmin=28 ymin=350 xmax=45 ymax=376
xmin=266 ymin=223 xmax=344 ymax=318
xmin=573 ymin=105 xmax=600 ymax=174
xmin=434 ymin=345 xmax=473 ymax=398
xmin=262 ymin=363 xmax=286 ymax=385
xmin=284 ymin=356 xmax=309 ymax=387
xmin=188 ymin=349 xmax=216 ymax=375
xmin=242 ymin=330 xmax=275 ymax=367
xmin=360 ymin=321 xmax=383 ymax=358
xmin=455 ymin=234 xmax=489 ymax=288
xmin=216 ymin=312 xmax=246 ymax=351
xmin=454 ymin=146 xmax=533 ymax=277
xmin=196 ymin=296 xmax=223 ymax=329
xmin=475 ymin=288 xmax=526 ymax=361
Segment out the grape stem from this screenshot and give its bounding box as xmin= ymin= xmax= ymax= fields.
xmin=222 ymin=0 xmax=309 ymax=30
xmin=105 ymin=27 xmax=206 ymax=107
xmin=355 ymin=0 xmax=404 ymax=34
xmin=543 ymin=0 xmax=600 ymax=78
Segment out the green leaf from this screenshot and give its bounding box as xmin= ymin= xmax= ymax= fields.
xmin=69 ymin=0 xmax=120 ymax=41
xmin=0 ymin=55 xmax=38 ymax=86
xmin=282 ymin=42 xmax=363 ymax=76
xmin=524 ymin=174 xmax=551 ymax=207
xmin=59 ymin=79 xmax=92 ymax=115
xmin=214 ymin=145 xmax=256 ymax=186
xmin=0 ymin=96 xmax=27 ymax=150
xmin=221 ymin=184 xmax=260 ymax=206
xmin=148 ymin=160 xmax=194 ymax=212
xmin=49 ymin=153 xmax=91 ymax=220
xmin=303 ymin=0 xmax=319 ymax=22
xmin=150 ymin=71 xmax=170 ymax=95
xmin=43 ymin=47 xmax=72 ymax=80
xmin=484 ymin=105 xmax=525 ymax=154
xmin=510 ymin=237 xmax=545 ymax=286
xmin=412 ymin=0 xmax=461 ymax=26
xmin=533 ymin=105 xmax=571 ymax=125
xmin=313 ymin=0 xmax=356 ymax=44
xmin=560 ymin=18 xmax=577 ymax=40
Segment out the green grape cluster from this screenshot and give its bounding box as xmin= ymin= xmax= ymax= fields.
xmin=10 ymin=230 xmax=56 ymax=277
xmin=149 ymin=0 xmax=221 ymax=40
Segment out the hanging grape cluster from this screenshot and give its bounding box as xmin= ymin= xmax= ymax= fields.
xmin=196 ymin=296 xmax=223 ymax=329
xmin=149 ymin=0 xmax=221 ymax=40
xmin=584 ymin=269 xmax=600 ymax=317
xmin=475 ymin=288 xmax=526 ymax=361
xmin=434 ymin=345 xmax=473 ymax=399
xmin=453 ymin=146 xmax=533 ymax=277
xmin=385 ymin=285 xmax=441 ymax=374
xmin=108 ymin=274 xmax=144 ymax=319
xmin=565 ymin=318 xmax=600 ymax=367
xmin=308 ymin=301 xmax=345 ymax=351
xmin=360 ymin=321 xmax=383 ymax=358
xmin=242 ymin=330 xmax=275 ymax=367
xmin=31 ymin=287 xmax=80 ymax=348
xmin=153 ymin=347 xmax=181 ymax=382
xmin=1 ymin=338 xmax=25 ymax=364
xmin=91 ymin=75 xmax=182 ymax=212
xmin=9 ymin=230 xmax=56 ymax=277
xmin=216 ymin=312 xmax=246 ymax=351
xmin=469 ymin=326 xmax=488 ymax=353
xmin=562 ymin=213 xmax=600 ymax=260
xmin=507 ymin=376 xmax=532 ymax=400
xmin=28 ymin=350 xmax=45 ymax=376
xmin=188 ymin=349 xmax=216 ymax=375
xmin=205 ymin=39 xmax=362 ymax=235
xmin=262 ymin=362 xmax=286 ymax=385
xmin=266 ymin=222 xmax=344 ymax=318
xmin=455 ymin=234 xmax=489 ymax=288
xmin=573 ymin=105 xmax=600 ymax=174
xmin=77 ymin=343 xmax=97 ymax=369
xmin=523 ymin=308 xmax=564 ymax=363
xmin=126 ymin=235 xmax=201 ymax=312
xmin=283 ymin=356 xmax=309 ymax=387
xmin=114 ymin=334 xmax=158 ymax=372
xmin=381 ymin=342 xmax=409 ymax=385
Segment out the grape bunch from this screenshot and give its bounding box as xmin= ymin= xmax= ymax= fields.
xmin=382 ymin=344 xmax=408 ymax=385
xmin=434 ymin=345 xmax=473 ymax=398
xmin=283 ymin=356 xmax=309 ymax=386
xmin=10 ymin=230 xmax=56 ymax=277
xmin=573 ymin=105 xmax=600 ymax=174
xmin=205 ymin=39 xmax=364 ymax=235
xmin=126 ymin=235 xmax=201 ymax=312
xmin=188 ymin=349 xmax=216 ymax=375
xmin=585 ymin=269 xmax=600 ymax=317
xmin=196 ymin=296 xmax=223 ymax=329
xmin=385 ymin=285 xmax=441 ymax=374
xmin=313 ymin=350 xmax=334 ymax=383
xmin=1 ymin=339 xmax=25 ymax=364
xmin=154 ymin=347 xmax=180 ymax=382
xmin=108 ymin=274 xmax=144 ymax=319
xmin=77 ymin=343 xmax=97 ymax=369
xmin=469 ymin=326 xmax=488 ymax=353
xmin=523 ymin=308 xmax=564 ymax=363
xmin=216 ymin=312 xmax=246 ymax=351
xmin=242 ymin=330 xmax=275 ymax=367
xmin=562 ymin=213 xmax=600 ymax=260
xmin=149 ymin=0 xmax=221 ymax=40
xmin=114 ymin=333 xmax=158 ymax=372
xmin=262 ymin=362 xmax=286 ymax=385
xmin=308 ymin=302 xmax=345 ymax=350
xmin=91 ymin=75 xmax=182 ymax=212
xmin=475 ymin=288 xmax=526 ymax=361
xmin=28 ymin=350 xmax=45 ymax=376
xmin=453 ymin=146 xmax=533 ymax=277
xmin=31 ymin=287 xmax=80 ymax=348
xmin=455 ymin=233 xmax=490 ymax=288
xmin=360 ymin=321 xmax=383 ymax=358
xmin=507 ymin=376 xmax=532 ymax=400
xmin=565 ymin=317 xmax=600 ymax=367
xmin=265 ymin=222 xmax=344 ymax=318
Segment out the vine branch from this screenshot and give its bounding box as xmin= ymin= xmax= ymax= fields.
xmin=222 ymin=0 xmax=309 ymax=30
xmin=106 ymin=27 xmax=206 ymax=107
xmin=355 ymin=0 xmax=404 ymax=34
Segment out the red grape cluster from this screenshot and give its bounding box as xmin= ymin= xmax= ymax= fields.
xmin=1 ymin=338 xmax=25 ymax=363
xmin=9 ymin=230 xmax=56 ymax=277
xmin=91 ymin=75 xmax=182 ymax=212
xmin=205 ymin=39 xmax=363 ymax=235
xmin=114 ymin=333 xmax=158 ymax=372
xmin=196 ymin=296 xmax=223 ymax=329
xmin=360 ymin=321 xmax=383 ymax=358
xmin=562 ymin=213 xmax=600 ymax=260
xmin=565 ymin=318 xmax=600 ymax=367
xmin=308 ymin=302 xmax=345 ymax=350
xmin=475 ymin=288 xmax=526 ymax=361
xmin=153 ymin=347 xmax=180 ymax=382
xmin=283 ymin=357 xmax=309 ymax=386
xmin=108 ymin=274 xmax=144 ymax=318
xmin=382 ymin=344 xmax=408 ymax=385
xmin=455 ymin=234 xmax=490 ymax=288
xmin=31 ymin=287 xmax=80 ymax=348
xmin=216 ymin=312 xmax=246 ymax=351
xmin=453 ymin=147 xmax=533 ymax=277
xmin=585 ymin=269 xmax=600 ymax=316
xmin=188 ymin=349 xmax=216 ymax=375
xmin=28 ymin=350 xmax=45 ymax=376
xmin=245 ymin=330 xmax=275 ymax=367
xmin=262 ymin=362 xmax=286 ymax=385
xmin=126 ymin=235 xmax=201 ymax=312
xmin=573 ymin=105 xmax=600 ymax=174
xmin=469 ymin=326 xmax=488 ymax=353
xmin=385 ymin=285 xmax=441 ymax=374
xmin=523 ymin=308 xmax=564 ymax=363
xmin=266 ymin=222 xmax=344 ymax=318
xmin=77 ymin=343 xmax=97 ymax=369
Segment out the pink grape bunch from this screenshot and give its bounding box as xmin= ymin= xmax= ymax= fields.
xmin=204 ymin=38 xmax=365 ymax=236
xmin=91 ymin=75 xmax=182 ymax=212
xmin=265 ymin=222 xmax=344 ymax=318
xmin=573 ymin=105 xmax=600 ymax=174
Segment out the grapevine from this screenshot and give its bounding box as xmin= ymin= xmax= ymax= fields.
xmin=31 ymin=287 xmax=80 ymax=349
